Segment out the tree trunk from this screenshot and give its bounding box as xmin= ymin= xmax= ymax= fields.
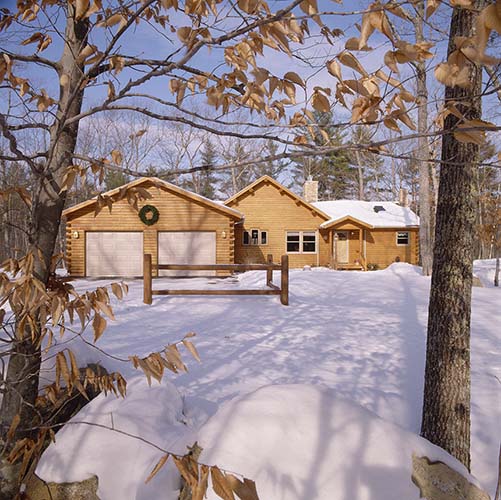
xmin=414 ymin=1 xmax=433 ymax=276
xmin=354 ymin=150 xmax=365 ymax=200
xmin=494 ymin=258 xmax=500 ymax=287
xmin=420 ymin=4 xmax=483 ymax=470
xmin=0 ymin=7 xmax=88 ymax=498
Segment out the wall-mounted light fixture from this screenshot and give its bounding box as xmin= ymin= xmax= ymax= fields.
xmin=221 ymin=230 xmax=227 ymax=239
xmin=72 ymin=230 xmax=80 ymax=239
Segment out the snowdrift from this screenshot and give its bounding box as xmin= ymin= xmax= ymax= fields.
xmin=198 ymin=384 xmax=481 ymax=500
xmin=37 ymin=383 xmax=486 ymax=500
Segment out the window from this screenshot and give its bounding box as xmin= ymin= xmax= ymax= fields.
xmin=396 ymin=231 xmax=409 ymax=245
xmin=251 ymin=229 xmax=259 ymax=245
xmin=286 ymin=231 xmax=317 ymax=254
xmin=302 ymin=232 xmax=317 ymax=253
xmin=243 ymin=229 xmax=268 ymax=246
xmin=286 ymin=232 xmax=300 ymax=253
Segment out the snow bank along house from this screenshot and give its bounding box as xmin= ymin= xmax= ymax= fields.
xmin=63 ymin=175 xmax=419 ymax=277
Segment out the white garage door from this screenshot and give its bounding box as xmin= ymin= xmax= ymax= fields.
xmin=158 ymin=231 xmax=216 ymax=277
xmin=86 ymin=232 xmax=143 ymax=277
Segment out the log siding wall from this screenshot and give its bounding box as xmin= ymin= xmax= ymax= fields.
xmin=65 ymin=183 xmax=236 ymax=277
xmin=227 ymin=181 xmax=330 ymax=268
xmin=227 ymin=180 xmax=419 ymax=269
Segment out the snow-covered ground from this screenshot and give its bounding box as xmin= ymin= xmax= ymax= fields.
xmin=474 ymin=258 xmax=499 ymax=288
xmin=36 ymin=262 xmax=501 ymax=499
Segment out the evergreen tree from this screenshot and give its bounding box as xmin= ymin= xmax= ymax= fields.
xmin=291 ymin=111 xmax=354 ymax=200
xmin=349 ymin=126 xmax=385 ymax=200
xmin=198 ymin=139 xmax=219 ymax=199
xmin=252 ymin=139 xmax=288 ymax=180
xmin=104 ymin=170 xmax=130 ymax=191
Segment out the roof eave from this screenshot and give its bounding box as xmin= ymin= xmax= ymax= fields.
xmin=62 ymin=177 xmax=243 ymax=220
xmin=224 ymin=175 xmax=331 ymax=221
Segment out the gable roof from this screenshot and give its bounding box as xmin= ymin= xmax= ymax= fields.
xmin=313 ymin=200 xmax=419 ymax=229
xmin=224 ymin=175 xmax=331 ymax=220
xmin=62 ymin=177 xmax=243 ymax=219
xmin=320 ymin=215 xmax=374 ymax=230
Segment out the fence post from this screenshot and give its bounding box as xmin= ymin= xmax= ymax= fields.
xmin=144 ymin=254 xmax=152 ymax=305
xmin=266 ymin=254 xmax=273 ymax=286
xmin=280 ymin=254 xmax=289 ymax=306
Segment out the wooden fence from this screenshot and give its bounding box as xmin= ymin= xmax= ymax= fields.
xmin=143 ymin=253 xmax=289 ymax=306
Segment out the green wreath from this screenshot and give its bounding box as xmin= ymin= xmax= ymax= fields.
xmin=139 ymin=204 xmax=159 ymax=226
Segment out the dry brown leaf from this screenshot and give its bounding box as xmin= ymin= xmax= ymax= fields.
xmin=177 ymin=26 xmax=193 ymax=44
xmin=182 ymin=340 xmax=201 ymax=362
xmin=75 ymin=0 xmax=90 ymax=19
xmin=426 ymin=0 xmax=440 ymax=19
xmin=211 ymin=467 xmax=235 ymax=500
xmin=192 ymin=464 xmax=210 ymax=500
xmin=358 ymin=12 xmax=375 ymax=49
xmin=56 ymin=351 xmax=72 ymax=391
xmin=311 ymin=91 xmax=330 ymax=112
xmin=111 ymin=149 xmax=123 ymax=165
xmin=145 ymin=454 xmax=169 ymax=483
xmin=6 ymin=414 xmax=21 ymax=441
xmin=434 ymin=62 xmax=470 ymax=88
xmin=337 ymin=51 xmax=367 ymax=76
xmin=384 ymin=116 xmax=401 ymax=132
xmin=385 ymin=1 xmax=410 ymax=20
xmin=454 ymin=129 xmax=485 ymax=145
xmin=474 ymin=3 xmax=501 ymax=65
xmin=92 ymin=312 xmax=107 ymax=342
xmin=326 ymin=59 xmax=342 ymax=80
xmin=283 ymin=71 xmax=304 ymax=88
xmin=100 ymin=13 xmax=123 ymax=28
xmin=226 ymin=474 xmax=259 ymax=500
xmin=85 ymin=0 xmax=102 ymax=18
xmin=238 ymin=0 xmax=260 ymax=14
xmin=111 ymin=282 xmax=123 ymax=300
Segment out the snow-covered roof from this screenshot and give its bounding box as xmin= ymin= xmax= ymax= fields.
xmin=313 ymin=200 xmax=419 ymax=228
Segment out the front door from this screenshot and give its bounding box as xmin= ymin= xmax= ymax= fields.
xmin=334 ymin=231 xmax=349 ymax=263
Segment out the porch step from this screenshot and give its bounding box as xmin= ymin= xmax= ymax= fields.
xmin=336 ymin=264 xmax=364 ymax=271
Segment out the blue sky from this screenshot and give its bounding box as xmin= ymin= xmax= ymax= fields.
xmin=0 ymin=0 xmax=499 ymax=174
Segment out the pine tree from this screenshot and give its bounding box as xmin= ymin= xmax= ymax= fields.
xmin=198 ymin=139 xmax=219 ymax=199
xmin=252 ymin=139 xmax=288 ymax=180
xmin=291 ymin=111 xmax=354 ymax=200
xmin=349 ymin=126 xmax=385 ymax=200
xmin=104 ymin=170 xmax=130 ymax=191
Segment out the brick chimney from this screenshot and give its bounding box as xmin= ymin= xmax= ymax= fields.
xmin=398 ymin=188 xmax=409 ymax=207
xmin=303 ymin=176 xmax=319 ymax=203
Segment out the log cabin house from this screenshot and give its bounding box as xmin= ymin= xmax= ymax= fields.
xmin=63 ymin=175 xmax=419 ymax=277
xmin=225 ymin=176 xmax=419 ymax=271
xmin=63 ymin=177 xmax=242 ymax=278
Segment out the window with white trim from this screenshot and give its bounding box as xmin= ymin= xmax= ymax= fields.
xmin=286 ymin=232 xmax=300 ymax=253
xmin=396 ymin=231 xmax=409 ymax=245
xmin=302 ymin=232 xmax=317 ymax=253
xmin=243 ymin=229 xmax=268 ymax=246
xmin=251 ymin=229 xmax=259 ymax=245
xmin=286 ymin=231 xmax=317 ymax=254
